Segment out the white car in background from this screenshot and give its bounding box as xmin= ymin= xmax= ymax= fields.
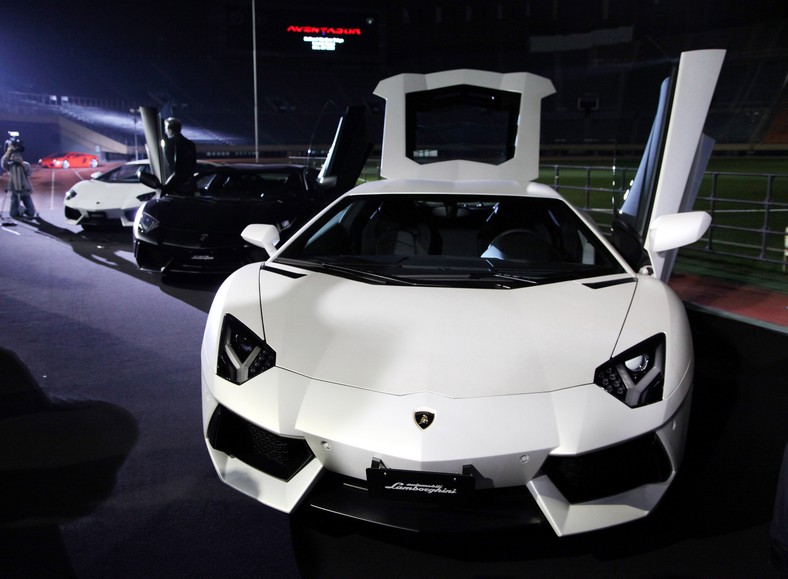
xmin=64 ymin=160 xmax=156 ymax=228
xmin=200 ymin=50 xmax=724 ymax=536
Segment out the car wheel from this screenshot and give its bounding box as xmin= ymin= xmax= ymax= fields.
xmin=62 ymin=160 xmax=70 ymax=169
xmin=90 ymin=159 xmax=98 ymax=168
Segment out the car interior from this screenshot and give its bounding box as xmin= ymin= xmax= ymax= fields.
xmin=292 ymin=195 xmax=616 ymax=270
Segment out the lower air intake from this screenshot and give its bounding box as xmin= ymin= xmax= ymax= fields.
xmin=207 ymin=405 xmax=313 ymax=481
xmin=542 ymin=433 xmax=672 ymax=504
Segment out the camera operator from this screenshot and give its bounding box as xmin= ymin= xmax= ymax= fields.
xmin=2 ymin=136 xmax=38 ymax=220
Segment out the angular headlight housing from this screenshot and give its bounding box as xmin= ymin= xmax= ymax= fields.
xmin=136 ymin=192 xmax=156 ymax=202
xmin=136 ymin=211 xmax=159 ymax=234
xmin=65 ymin=189 xmax=77 ymax=200
xmin=594 ymin=334 xmax=665 ymax=408
xmin=217 ymin=314 xmax=276 ymax=385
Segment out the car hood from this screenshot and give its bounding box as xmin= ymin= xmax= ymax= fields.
xmin=68 ymin=180 xmax=151 ymax=207
xmin=145 ymin=196 xmax=292 ymax=232
xmin=259 ymin=268 xmax=637 ymax=397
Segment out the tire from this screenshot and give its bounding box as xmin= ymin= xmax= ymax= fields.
xmin=90 ymin=159 xmax=98 ymax=168
xmin=62 ymin=160 xmax=70 ymax=169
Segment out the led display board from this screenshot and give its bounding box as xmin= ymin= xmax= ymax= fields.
xmin=232 ymin=7 xmax=379 ymax=57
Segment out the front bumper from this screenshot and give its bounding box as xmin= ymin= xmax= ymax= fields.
xmin=202 ymin=366 xmax=691 ymax=536
xmin=64 ymin=205 xmax=127 ymax=227
xmin=133 ymin=233 xmax=267 ymax=275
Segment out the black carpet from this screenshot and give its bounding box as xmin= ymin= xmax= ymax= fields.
xmin=0 ymin=210 xmax=786 ymax=578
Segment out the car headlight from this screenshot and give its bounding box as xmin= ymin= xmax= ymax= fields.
xmin=65 ymin=189 xmax=77 ymax=200
xmin=217 ymin=314 xmax=276 ymax=385
xmin=136 ymin=211 xmax=159 ymax=234
xmin=594 ymin=334 xmax=665 ymax=408
xmin=136 ymin=192 xmax=156 ymax=202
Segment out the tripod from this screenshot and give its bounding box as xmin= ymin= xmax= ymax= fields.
xmin=1 ymin=189 xmax=17 ymax=226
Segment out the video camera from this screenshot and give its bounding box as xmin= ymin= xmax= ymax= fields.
xmin=5 ymin=131 xmax=24 ymax=153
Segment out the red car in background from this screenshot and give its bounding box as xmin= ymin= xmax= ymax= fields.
xmin=39 ymin=152 xmax=99 ymax=169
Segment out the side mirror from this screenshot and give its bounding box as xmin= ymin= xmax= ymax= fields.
xmin=647 ymin=211 xmax=711 ymax=253
xmin=139 ymin=171 xmax=162 ymax=190
xmin=241 ymin=224 xmax=280 ymax=257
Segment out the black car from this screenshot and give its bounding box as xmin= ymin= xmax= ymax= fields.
xmin=133 ymin=164 xmax=324 ymax=274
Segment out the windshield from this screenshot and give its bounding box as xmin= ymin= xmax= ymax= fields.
xmin=97 ymin=163 xmax=150 ymax=183
xmin=193 ymin=168 xmax=304 ymax=200
xmin=275 ymin=193 xmax=625 ymax=288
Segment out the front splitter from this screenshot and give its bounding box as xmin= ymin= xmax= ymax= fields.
xmin=304 ymin=472 xmax=545 ymax=534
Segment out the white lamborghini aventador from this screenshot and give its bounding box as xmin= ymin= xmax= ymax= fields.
xmin=200 ymin=50 xmax=724 ymax=536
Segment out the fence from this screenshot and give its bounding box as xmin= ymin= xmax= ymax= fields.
xmin=541 ymin=164 xmax=788 ymax=271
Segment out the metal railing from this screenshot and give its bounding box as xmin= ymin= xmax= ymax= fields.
xmin=697 ymin=171 xmax=788 ymax=267
xmin=541 ymin=164 xmax=788 ymax=270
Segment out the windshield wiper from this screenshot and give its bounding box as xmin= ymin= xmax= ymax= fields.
xmin=275 ymin=258 xmax=416 ymax=286
xmin=478 ymin=260 xmax=538 ymax=285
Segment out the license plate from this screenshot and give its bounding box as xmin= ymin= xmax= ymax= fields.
xmin=366 ymin=468 xmax=474 ymax=502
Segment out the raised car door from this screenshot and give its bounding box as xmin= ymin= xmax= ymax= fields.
xmin=139 ymin=106 xmax=167 ymax=184
xmin=612 ymin=49 xmax=725 ymax=282
xmin=314 ymin=105 xmax=373 ymax=203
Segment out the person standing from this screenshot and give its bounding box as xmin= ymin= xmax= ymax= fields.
xmin=161 ymin=117 xmax=197 ymax=192
xmin=1 ymin=140 xmax=37 ymax=220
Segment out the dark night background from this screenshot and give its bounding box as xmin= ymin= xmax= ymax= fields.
xmin=2 ymin=0 xmax=787 ymax=161
xmin=1 ymin=2 xmax=787 ymax=577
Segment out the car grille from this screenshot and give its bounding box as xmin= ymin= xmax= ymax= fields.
xmin=542 ymin=433 xmax=672 ymax=504
xmin=207 ymin=405 xmax=314 ymax=482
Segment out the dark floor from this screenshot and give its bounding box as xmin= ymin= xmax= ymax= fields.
xmin=0 ymin=208 xmax=786 ymax=578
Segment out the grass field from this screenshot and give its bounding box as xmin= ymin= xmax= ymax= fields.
xmin=538 ymin=156 xmax=788 ymax=292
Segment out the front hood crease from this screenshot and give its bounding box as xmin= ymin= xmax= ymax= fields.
xmin=259 ymin=270 xmax=636 ymax=397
